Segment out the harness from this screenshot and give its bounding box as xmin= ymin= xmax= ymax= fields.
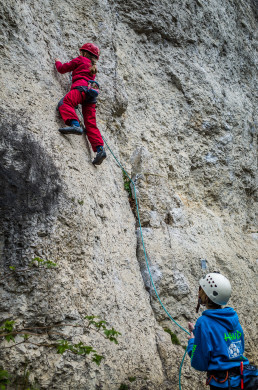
xmin=207 ymin=364 xmax=258 ymax=389
xmin=74 ymin=80 xmax=99 ymax=104
xmin=207 ymin=367 xmax=240 ymax=389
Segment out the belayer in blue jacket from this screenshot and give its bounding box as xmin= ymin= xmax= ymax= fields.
xmin=187 ymin=273 xmax=257 ymax=390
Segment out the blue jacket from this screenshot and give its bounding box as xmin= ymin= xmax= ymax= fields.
xmin=187 ymin=307 xmax=251 ymax=388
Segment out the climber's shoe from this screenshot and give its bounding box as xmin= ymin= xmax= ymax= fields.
xmin=59 ymin=125 xmax=83 ymax=135
xmin=92 ymin=146 xmax=107 ymax=165
xmin=59 ymin=120 xmax=83 ymax=135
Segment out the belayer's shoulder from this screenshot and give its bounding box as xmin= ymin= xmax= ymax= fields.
xmin=195 ymin=315 xmax=207 ymax=327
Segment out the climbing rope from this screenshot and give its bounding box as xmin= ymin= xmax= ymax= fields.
xmin=102 ymin=136 xmax=190 ymax=389
xmin=75 ymin=104 xmax=190 ymax=390
xmin=102 ymin=135 xmax=190 ymax=336
xmin=179 ymin=348 xmax=188 ymax=390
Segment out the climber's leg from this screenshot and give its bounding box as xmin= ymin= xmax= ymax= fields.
xmin=82 ymin=103 xmax=106 ymax=165
xmin=82 ymin=103 xmax=104 ymax=151
xmin=92 ymin=145 xmax=107 ymax=165
xmin=58 ymin=89 xmax=83 ymax=135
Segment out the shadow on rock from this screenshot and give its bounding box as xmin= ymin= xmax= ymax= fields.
xmin=0 ymin=121 xmax=62 ymax=267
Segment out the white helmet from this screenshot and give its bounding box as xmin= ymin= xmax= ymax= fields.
xmin=199 ymin=273 xmax=231 ymax=305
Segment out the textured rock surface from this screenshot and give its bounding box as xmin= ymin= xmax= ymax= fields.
xmin=0 ymin=0 xmax=257 ymax=389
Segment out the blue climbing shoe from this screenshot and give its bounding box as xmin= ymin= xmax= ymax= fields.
xmin=92 ymin=146 xmax=107 ymax=165
xmin=59 ymin=125 xmax=83 ymax=135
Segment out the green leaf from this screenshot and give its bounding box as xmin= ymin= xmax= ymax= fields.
xmin=32 ymin=257 xmax=44 ymax=264
xmin=0 ymin=367 xmax=10 ymax=388
xmin=0 ymin=369 xmax=9 ymax=381
xmin=72 ymin=343 xmax=96 ymax=355
xmin=45 ymin=260 xmax=57 ymax=269
xmin=56 ymin=340 xmax=99 ymax=357
xmin=5 ymin=335 xmax=15 ymax=343
xmin=0 ymin=321 xmax=15 ymax=343
xmin=91 ymin=354 xmax=104 ymax=366
xmin=56 ymin=340 xmax=71 ymax=354
xmin=0 ymin=320 xmax=15 ymax=333
xmin=9 ymin=266 xmax=16 ymax=271
xmin=0 ymin=320 xmax=16 ymax=342
xmin=123 ymin=172 xmax=132 ymax=198
xmin=119 ymin=384 xmax=129 ymax=390
xmin=128 ymin=377 xmax=136 ymax=382
xmin=85 ymin=315 xmax=98 ymax=321
xmin=94 ymin=320 xmax=107 ymax=329
xmin=30 ymin=257 xmax=57 ymax=269
xmin=103 ymin=327 xmax=121 ymax=344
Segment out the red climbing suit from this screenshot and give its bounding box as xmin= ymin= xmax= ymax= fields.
xmin=55 ymin=56 xmax=104 ymax=152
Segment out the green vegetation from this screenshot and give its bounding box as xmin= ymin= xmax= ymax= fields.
xmin=1 ymin=258 xmax=121 ymax=389
xmin=123 ymin=172 xmax=132 ymax=198
xmin=29 ymin=257 xmax=57 ymax=268
xmin=0 ymin=316 xmax=120 ymax=362
xmin=128 ymin=377 xmax=136 ymax=382
xmin=9 ymin=257 xmax=57 ymax=273
xmin=0 ymin=368 xmax=10 ymax=390
xmin=118 ymin=376 xmax=147 ymax=389
xmin=119 ymin=384 xmax=129 ymax=390
xmin=0 ymin=365 xmax=40 ymax=390
xmin=164 ymin=327 xmax=181 ymax=345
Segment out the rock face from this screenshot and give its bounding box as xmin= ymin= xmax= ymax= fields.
xmin=0 ymin=0 xmax=257 ymax=389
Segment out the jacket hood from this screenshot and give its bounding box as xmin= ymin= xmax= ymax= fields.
xmin=202 ymin=307 xmax=239 ymax=331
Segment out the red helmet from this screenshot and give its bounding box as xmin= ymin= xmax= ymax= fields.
xmin=79 ymin=43 xmax=100 ymax=59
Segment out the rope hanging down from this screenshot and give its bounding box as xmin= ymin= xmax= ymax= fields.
xmin=76 ymin=103 xmax=190 ymax=389
xmin=102 ymin=135 xmax=190 ymax=390
xmin=102 ymin=134 xmax=190 ymax=335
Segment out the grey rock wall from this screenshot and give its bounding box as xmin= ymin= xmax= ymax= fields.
xmin=0 ymin=0 xmax=257 ymax=389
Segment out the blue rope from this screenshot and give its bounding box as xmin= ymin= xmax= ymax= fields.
xmin=102 ymin=135 xmax=190 ymax=335
xmin=75 ymin=105 xmax=190 ymax=389
xmin=102 ymin=136 xmax=190 ymax=389
xmin=179 ymin=348 xmax=188 ymax=389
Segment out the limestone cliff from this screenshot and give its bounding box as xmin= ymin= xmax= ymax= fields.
xmin=0 ymin=0 xmax=257 ymax=389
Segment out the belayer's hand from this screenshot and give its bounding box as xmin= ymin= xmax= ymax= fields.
xmin=187 ymin=322 xmax=195 ymax=340
xmin=188 ymin=322 xmax=194 ymax=332
xmin=187 ymin=331 xmax=194 ymax=340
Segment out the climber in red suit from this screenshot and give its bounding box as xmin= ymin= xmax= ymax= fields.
xmin=55 ymin=43 xmax=106 ymax=165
